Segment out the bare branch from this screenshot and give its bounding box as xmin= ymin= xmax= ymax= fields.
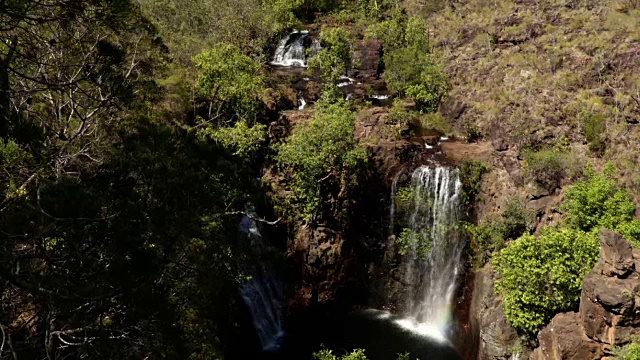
xmin=222 ymin=211 xmax=281 ymax=225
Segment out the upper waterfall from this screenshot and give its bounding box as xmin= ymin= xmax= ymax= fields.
xmin=392 ymin=166 xmax=464 ymax=342
xmin=270 ymin=30 xmax=309 ymax=67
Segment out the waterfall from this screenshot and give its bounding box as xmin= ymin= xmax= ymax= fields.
xmin=298 ymin=90 xmax=307 ymax=110
xmin=238 ymin=214 xmax=285 ymax=350
xmin=393 ymin=166 xmax=464 ymax=342
xmin=270 ymin=30 xmax=309 ymax=67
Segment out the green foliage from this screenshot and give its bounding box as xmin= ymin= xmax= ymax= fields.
xmin=502 ymin=196 xmax=536 ymax=240
xmin=523 ymin=147 xmax=568 ymax=190
xmin=309 ymin=27 xmax=354 ymax=82
xmin=468 ymin=197 xmax=534 ymax=267
xmin=313 ymin=348 xmax=368 ymax=360
xmin=312 ymin=347 xmax=412 ymax=360
xmin=494 ymin=228 xmax=600 ymax=334
xmin=193 ymin=44 xmax=265 ymax=122
xmin=366 ymin=18 xmax=406 ymax=48
xmin=460 ymin=160 xmax=490 ymax=204
xmin=396 ymin=227 xmax=432 ymax=258
xmin=617 ymin=220 xmax=640 ymax=248
xmin=616 ymin=343 xmax=640 ymax=360
xmin=580 ymin=111 xmax=607 ymax=154
xmin=562 ymin=164 xmax=637 ymax=235
xmin=276 ymin=98 xmax=367 ymax=220
xmin=198 ymin=120 xmax=266 ymax=157
xmin=0 ymin=139 xmax=29 ymax=168
xmin=372 ymin=17 xmax=448 ymax=113
xmin=419 ymin=112 xmax=452 ymax=135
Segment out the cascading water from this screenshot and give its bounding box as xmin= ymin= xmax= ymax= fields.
xmin=297 ymin=90 xmax=307 ymax=110
xmin=238 ymin=214 xmax=285 ymax=351
xmin=270 ymin=30 xmax=309 ymax=67
xmin=393 ymin=166 xmax=464 ymax=342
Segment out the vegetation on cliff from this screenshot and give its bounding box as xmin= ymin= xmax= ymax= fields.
xmin=495 ymin=165 xmax=640 ymax=334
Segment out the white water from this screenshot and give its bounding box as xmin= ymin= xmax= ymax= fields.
xmin=238 ymin=214 xmax=285 ymax=350
xmin=298 ymin=91 xmax=307 ymax=110
xmin=394 ymin=166 xmax=464 ymax=342
xmin=270 ymin=30 xmax=309 ymax=67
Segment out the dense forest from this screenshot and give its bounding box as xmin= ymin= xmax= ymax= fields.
xmin=2 ymin=0 xmax=640 ymax=359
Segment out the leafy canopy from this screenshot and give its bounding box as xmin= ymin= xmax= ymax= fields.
xmin=276 ymin=96 xmax=367 ymax=220
xmin=368 ymin=17 xmax=448 ymax=112
xmin=562 ymin=163 xmax=636 ymax=233
xmin=309 ymin=27 xmax=354 ymax=82
xmin=494 ymin=228 xmax=600 ymax=334
xmin=193 ymin=44 xmax=264 ymax=123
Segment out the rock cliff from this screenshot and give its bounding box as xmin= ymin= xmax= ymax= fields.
xmin=531 ymin=228 xmax=640 ymax=360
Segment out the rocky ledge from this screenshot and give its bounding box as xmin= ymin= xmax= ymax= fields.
xmin=531 ymin=228 xmax=640 ymax=360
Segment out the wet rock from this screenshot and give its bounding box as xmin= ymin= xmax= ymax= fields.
xmin=530 ymin=312 xmax=602 ymax=360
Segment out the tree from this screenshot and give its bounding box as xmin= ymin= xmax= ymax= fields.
xmin=192 ymin=44 xmax=267 ymax=157
xmin=309 ymin=28 xmax=354 ymax=83
xmin=368 ymin=16 xmax=448 ymax=112
xmin=275 ymin=96 xmax=367 ymax=221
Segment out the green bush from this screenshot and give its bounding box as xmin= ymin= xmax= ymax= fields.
xmin=396 ymin=227 xmax=432 ymax=258
xmin=312 ymin=347 xmax=410 ymax=360
xmin=460 ymin=160 xmax=490 ymax=204
xmin=617 ymin=343 xmax=640 ymax=360
xmin=494 ymin=227 xmax=600 ymax=334
xmin=502 ymin=196 xmax=536 ymax=240
xmin=581 ymin=111 xmax=607 ymax=154
xmin=468 ymin=197 xmax=534 ymax=267
xmin=562 ymin=164 xmax=636 ymax=233
xmin=313 ymin=348 xmax=368 ymax=360
xmin=369 ymin=16 xmax=448 ymax=113
xmin=467 ymin=217 xmax=506 ymax=268
xmin=523 ymin=148 xmax=567 ymax=190
xmin=275 ymin=97 xmax=367 ymax=220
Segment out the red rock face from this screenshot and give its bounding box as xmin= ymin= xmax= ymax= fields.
xmin=531 ymin=313 xmax=602 ymax=360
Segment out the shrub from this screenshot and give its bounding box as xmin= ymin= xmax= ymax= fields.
xmin=460 ymin=160 xmax=490 ymax=204
xmin=396 ymin=227 xmax=433 ymax=258
xmin=494 ymin=227 xmax=600 ymax=334
xmin=369 ymin=16 xmax=448 ymax=113
xmin=502 ymin=196 xmax=536 ymax=240
xmin=199 ymin=120 xmax=266 ymax=157
xmin=468 ymin=197 xmax=534 ymax=267
xmin=523 ymin=148 xmax=567 ymax=190
xmin=421 ymin=112 xmax=452 ymax=135
xmin=581 ymin=111 xmax=607 ymax=154
xmin=467 ymin=217 xmax=506 ymax=268
xmin=562 ymin=164 xmax=636 ymax=233
xmin=617 ymin=343 xmax=640 ymax=360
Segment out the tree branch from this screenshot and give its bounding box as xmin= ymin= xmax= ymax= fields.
xmin=223 ymin=211 xmax=280 ymax=225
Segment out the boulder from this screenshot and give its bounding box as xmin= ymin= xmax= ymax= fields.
xmin=530 ymin=312 xmax=602 ymax=360
xmin=492 ymin=138 xmax=509 ymax=151
xmin=599 ymin=228 xmax=634 ymax=278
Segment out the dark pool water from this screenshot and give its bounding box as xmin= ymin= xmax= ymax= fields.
xmin=252 ymin=309 xmax=463 ymax=360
